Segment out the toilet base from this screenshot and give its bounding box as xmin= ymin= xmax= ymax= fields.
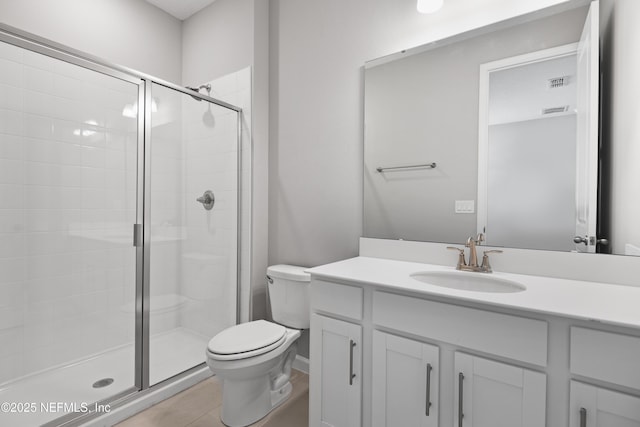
xmin=217 ymin=345 xmax=297 ymax=427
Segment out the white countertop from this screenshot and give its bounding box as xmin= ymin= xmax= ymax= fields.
xmin=307 ymin=256 xmax=640 ymax=329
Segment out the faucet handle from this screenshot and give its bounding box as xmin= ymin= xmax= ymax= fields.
xmin=446 ymin=246 xmax=467 ymax=269
xmin=480 ymin=250 xmax=503 ymax=273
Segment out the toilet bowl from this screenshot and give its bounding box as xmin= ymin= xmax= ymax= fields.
xmin=205 ymin=265 xmax=310 ymax=427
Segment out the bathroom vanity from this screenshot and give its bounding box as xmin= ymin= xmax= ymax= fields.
xmin=307 ymin=256 xmax=640 ymax=427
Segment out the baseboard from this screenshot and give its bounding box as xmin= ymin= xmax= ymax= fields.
xmin=293 ymin=355 xmax=309 ymax=374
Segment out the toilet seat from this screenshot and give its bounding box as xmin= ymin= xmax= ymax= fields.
xmin=207 ymin=320 xmax=287 ymax=361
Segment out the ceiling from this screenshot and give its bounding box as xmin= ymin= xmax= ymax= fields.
xmin=144 ymin=0 xmax=217 ymax=20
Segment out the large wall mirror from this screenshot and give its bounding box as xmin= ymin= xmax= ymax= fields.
xmin=363 ymin=0 xmax=640 ymax=256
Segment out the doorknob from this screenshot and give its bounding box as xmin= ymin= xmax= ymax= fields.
xmin=196 ymin=190 xmax=215 ymax=210
xmin=573 ymin=236 xmax=589 ymax=245
xmin=574 ymin=236 xmax=609 ymax=246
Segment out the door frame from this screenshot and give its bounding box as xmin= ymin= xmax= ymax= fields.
xmin=477 ymin=43 xmax=579 ymax=244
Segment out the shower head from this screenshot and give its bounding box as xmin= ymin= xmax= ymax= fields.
xmin=185 ymin=84 xmax=212 ymax=101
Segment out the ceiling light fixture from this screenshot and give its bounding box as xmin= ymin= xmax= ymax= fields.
xmin=417 ymin=0 xmax=443 ymax=14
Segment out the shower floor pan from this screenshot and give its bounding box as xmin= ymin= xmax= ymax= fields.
xmin=0 ymin=328 xmax=208 ymax=427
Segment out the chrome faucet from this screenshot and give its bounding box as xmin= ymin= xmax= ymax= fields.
xmin=447 ymin=233 xmax=502 ymax=273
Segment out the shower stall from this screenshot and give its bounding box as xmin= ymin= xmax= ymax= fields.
xmin=0 ymin=25 xmax=243 ymax=426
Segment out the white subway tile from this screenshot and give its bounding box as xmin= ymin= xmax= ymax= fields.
xmin=51 ymin=118 xmax=81 ymax=144
xmin=81 ymin=146 xmax=105 ymax=168
xmin=0 ymin=353 xmax=23 ymax=384
xmin=0 ymin=233 xmax=25 ymax=258
xmin=23 ymin=113 xmax=52 ymax=139
xmin=23 ymin=65 xmax=54 ymax=94
xmin=0 ymin=211 xmax=24 ymax=234
xmin=0 ymin=83 xmax=23 ymax=110
xmin=0 ymin=134 xmax=23 ymax=160
xmin=80 ymin=166 xmax=106 ymax=188
xmin=0 ymin=282 xmax=23 ymax=309
xmin=22 ymin=50 xmax=56 ymax=71
xmin=0 ymin=41 xmax=23 ymax=64
xmin=51 ymin=97 xmax=82 ymax=123
xmin=84 ymin=269 xmax=108 ymax=292
xmin=26 ymin=232 xmax=73 ymax=256
xmin=0 ymin=327 xmax=23 ymax=359
xmin=0 ymin=58 xmax=22 ymax=88
xmin=23 ymin=89 xmax=53 ymax=117
xmin=0 ymin=184 xmax=23 ymax=209
xmin=27 ymin=253 xmax=73 ymax=280
xmin=81 ymin=128 xmax=106 ymax=149
xmin=0 ymin=159 xmax=24 ymax=184
xmin=81 ymin=188 xmax=106 ymax=210
xmin=0 ymin=306 xmax=24 ymax=329
xmin=0 ymin=109 xmax=24 ymax=135
xmin=52 ymin=73 xmax=82 ymax=100
xmin=0 ymin=257 xmax=25 ymax=284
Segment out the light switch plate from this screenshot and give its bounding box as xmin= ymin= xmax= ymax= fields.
xmin=455 ymin=200 xmax=475 ymax=213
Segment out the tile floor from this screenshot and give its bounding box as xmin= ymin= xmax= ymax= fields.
xmin=115 ymin=370 xmax=309 ymax=427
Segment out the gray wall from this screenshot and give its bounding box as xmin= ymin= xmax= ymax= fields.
xmin=0 ymin=0 xmax=182 ymax=82
xmin=363 ymin=8 xmax=587 ymax=245
xmin=181 ymin=0 xmax=254 ymax=85
xmin=268 ymin=0 xmax=580 ymax=269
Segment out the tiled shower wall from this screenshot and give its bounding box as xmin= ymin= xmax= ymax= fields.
xmin=0 ymin=41 xmax=138 ymax=384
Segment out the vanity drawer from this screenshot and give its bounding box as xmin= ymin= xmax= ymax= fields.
xmin=311 ymin=279 xmax=363 ymax=321
xmin=373 ymin=291 xmax=548 ymax=366
xmin=570 ymin=327 xmax=640 ymax=390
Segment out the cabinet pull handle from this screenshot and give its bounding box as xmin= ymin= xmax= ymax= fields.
xmin=580 ymin=407 xmax=587 ymax=427
xmin=349 ymin=339 xmax=356 ymax=385
xmin=425 ymin=363 xmax=433 ymax=416
xmin=458 ymin=372 xmax=464 ymax=427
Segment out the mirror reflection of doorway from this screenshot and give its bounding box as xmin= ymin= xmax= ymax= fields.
xmin=478 ymin=2 xmax=600 ymax=253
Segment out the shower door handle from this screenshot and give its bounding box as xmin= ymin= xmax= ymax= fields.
xmin=196 ymin=190 xmax=215 ymax=210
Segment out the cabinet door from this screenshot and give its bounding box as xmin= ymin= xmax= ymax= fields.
xmin=454 ymin=353 xmax=546 ymax=427
xmin=310 ymin=313 xmax=362 ymax=427
xmin=372 ymin=331 xmax=439 ymax=427
xmin=570 ymin=381 xmax=640 ymax=427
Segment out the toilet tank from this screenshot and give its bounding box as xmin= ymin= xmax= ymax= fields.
xmin=267 ymin=265 xmax=310 ymax=329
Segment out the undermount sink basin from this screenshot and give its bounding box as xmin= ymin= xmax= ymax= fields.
xmin=410 ymin=271 xmax=526 ymax=293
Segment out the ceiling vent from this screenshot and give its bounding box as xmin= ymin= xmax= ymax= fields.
xmin=548 ymin=76 xmax=570 ymax=89
xmin=542 ymin=105 xmax=570 ymax=115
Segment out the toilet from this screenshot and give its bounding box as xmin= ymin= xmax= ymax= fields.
xmin=206 ymin=265 xmax=310 ymax=427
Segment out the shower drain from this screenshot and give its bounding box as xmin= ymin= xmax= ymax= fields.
xmin=92 ymin=378 xmax=114 ymax=388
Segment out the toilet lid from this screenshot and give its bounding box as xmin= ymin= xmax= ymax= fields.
xmin=207 ymin=320 xmax=286 ymax=356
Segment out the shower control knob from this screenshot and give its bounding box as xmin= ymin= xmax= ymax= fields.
xmin=196 ymin=190 xmax=215 ymax=210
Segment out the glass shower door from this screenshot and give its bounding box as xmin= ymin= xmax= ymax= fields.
xmin=147 ymin=82 xmax=239 ymax=385
xmin=0 ymin=39 xmax=140 ymax=426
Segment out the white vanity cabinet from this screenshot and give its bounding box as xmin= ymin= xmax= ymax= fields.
xmin=372 ymin=331 xmax=439 ymax=427
xmin=569 ymin=382 xmax=640 ymax=427
xmin=310 ymin=314 xmax=362 ymax=427
xmin=455 ymin=353 xmax=546 ymax=427
xmin=310 ymin=280 xmax=364 ymax=427
xmin=308 ymin=258 xmax=640 ymax=427
xmin=372 ymin=291 xmax=548 ymax=427
xmin=568 ymin=327 xmax=640 ymax=427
